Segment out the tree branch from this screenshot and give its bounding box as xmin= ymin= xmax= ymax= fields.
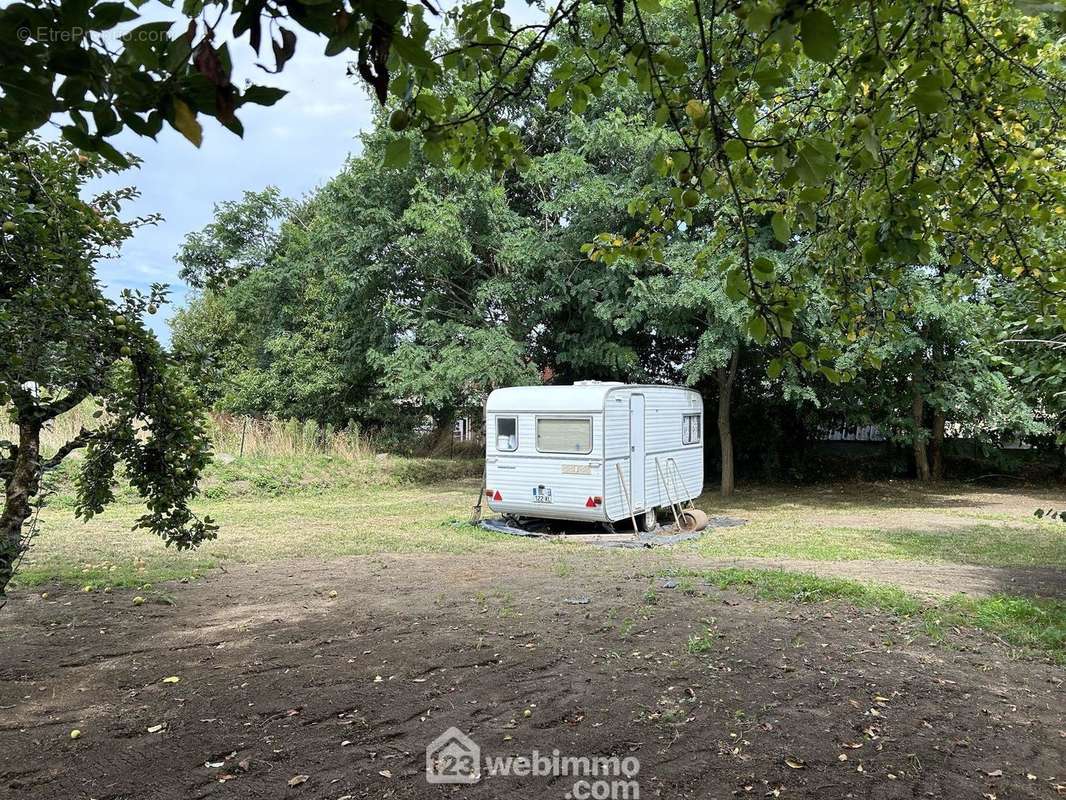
xmin=42 ymin=429 xmax=93 ymax=471
xmin=41 ymin=386 xmax=91 ymax=421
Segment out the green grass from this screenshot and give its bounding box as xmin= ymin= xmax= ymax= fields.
xmin=686 ymin=630 xmax=715 ymax=654
xmin=691 ymin=523 xmax=1066 ymax=567
xmin=934 ymin=595 xmax=1066 ymax=659
xmin=690 ymin=482 xmax=1066 ymax=568
xmin=13 ymin=473 xmax=545 ymax=589
xmin=43 ymin=453 xmax=484 ymax=508
xmin=678 ymin=567 xmax=1066 ymax=664
xmin=699 ymin=566 xmax=925 ymax=615
xmin=15 ymin=458 xmax=1066 ymax=667
xmin=19 ymin=470 xmax=1066 ymax=592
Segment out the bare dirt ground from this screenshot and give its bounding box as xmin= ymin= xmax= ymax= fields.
xmin=2 ymin=553 xmax=1064 ymax=800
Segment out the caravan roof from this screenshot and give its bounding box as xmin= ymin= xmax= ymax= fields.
xmin=485 ymin=382 xmax=690 ymax=413
xmin=486 ymin=382 xmax=624 ymax=413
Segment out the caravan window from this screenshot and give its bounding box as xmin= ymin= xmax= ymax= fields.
xmin=496 ymin=417 xmax=518 ymax=451
xmin=682 ymin=414 xmax=701 ymax=445
xmin=536 ymin=417 xmax=592 ymax=454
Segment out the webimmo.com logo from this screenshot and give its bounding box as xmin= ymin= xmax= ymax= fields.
xmin=426 ymin=727 xmax=640 ymax=797
xmin=425 ymin=726 xmax=481 ymax=784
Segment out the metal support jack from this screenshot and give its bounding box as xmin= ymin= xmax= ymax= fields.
xmin=654 ymin=457 xmax=683 ymax=530
xmin=615 ymin=462 xmax=640 ymax=535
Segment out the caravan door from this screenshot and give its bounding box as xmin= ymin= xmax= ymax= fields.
xmin=629 ymin=394 xmax=646 ymax=510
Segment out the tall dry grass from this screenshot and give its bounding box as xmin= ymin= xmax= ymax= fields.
xmin=207 ymin=414 xmax=379 ymax=459
xmin=1 ymin=404 xmax=476 ymax=460
xmin=0 ymin=403 xmax=392 ymax=460
xmin=1 ymin=400 xmax=101 ymax=454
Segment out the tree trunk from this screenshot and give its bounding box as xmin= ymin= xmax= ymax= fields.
xmin=0 ymin=421 xmax=42 ymax=602
xmin=717 ymin=352 xmax=739 ymax=497
xmin=930 ymin=408 xmax=945 ymax=481
xmin=911 ymin=390 xmax=930 ymax=482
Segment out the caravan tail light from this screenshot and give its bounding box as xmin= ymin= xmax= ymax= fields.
xmin=485 ymin=489 xmax=493 ymax=497
xmin=585 ymin=496 xmax=603 ymax=508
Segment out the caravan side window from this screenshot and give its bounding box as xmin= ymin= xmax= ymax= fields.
xmin=496 ymin=417 xmax=518 ymax=451
xmin=536 ymin=418 xmax=592 ymax=454
xmin=682 ymin=414 xmax=701 ymax=445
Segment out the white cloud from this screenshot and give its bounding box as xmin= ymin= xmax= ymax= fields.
xmin=299 ymin=101 xmax=352 ymax=118
xmin=79 ymin=0 xmax=546 ymax=342
xmin=79 ymin=3 xmax=374 ymax=342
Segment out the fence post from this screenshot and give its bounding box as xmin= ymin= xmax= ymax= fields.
xmin=239 ymin=417 xmax=248 ymax=458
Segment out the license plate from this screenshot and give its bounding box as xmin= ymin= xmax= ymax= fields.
xmin=532 ymin=486 xmax=553 ymax=504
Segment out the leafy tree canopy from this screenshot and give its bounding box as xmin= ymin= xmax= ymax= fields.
xmin=173 ymin=69 xmax=1053 ymax=491
xmin=0 ymin=134 xmax=216 ymax=600
xmin=3 ymin=0 xmax=1063 ymax=363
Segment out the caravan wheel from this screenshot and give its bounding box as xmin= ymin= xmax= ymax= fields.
xmin=637 ymin=508 xmax=657 ymax=532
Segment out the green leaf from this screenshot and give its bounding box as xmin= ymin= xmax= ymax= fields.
xmin=911 ymin=89 xmax=946 ymax=114
xmin=91 ymin=2 xmax=138 ymax=30
xmin=661 ymin=54 xmax=686 ymax=77
xmin=911 ymin=177 xmax=938 ymax=195
xmin=800 ymin=10 xmax=841 ymax=64
xmin=422 ymin=139 xmax=444 ymax=166
xmin=95 ymin=139 xmax=130 ymax=167
xmin=794 ymin=142 xmax=834 ymax=185
xmin=752 ymin=256 xmax=775 ymax=281
xmin=767 ymin=358 xmax=784 ymax=379
xmin=241 ymin=86 xmax=288 ymax=107
xmin=414 ymin=92 xmax=445 ymax=117
xmin=771 ymin=212 xmax=791 ymax=243
xmin=790 ymin=342 xmax=809 ymax=358
xmin=724 ymin=269 xmax=747 ymax=300
xmin=911 ymin=74 xmax=947 ymax=113
xmin=61 ymin=125 xmax=95 ymax=150
xmin=637 ymin=0 xmax=661 ymax=11
xmin=745 ymin=4 xmax=774 ymax=32
xmin=797 ymin=186 xmax=827 ymax=203
xmin=748 ymin=315 xmax=768 ymax=343
xmin=737 ymin=105 xmax=755 ymax=138
xmin=383 ymin=137 xmax=411 ymax=169
xmin=391 ymin=35 xmax=434 ymax=69
xmin=571 ymin=85 xmax=589 ymax=114
xmin=724 ymin=140 xmax=747 ymax=161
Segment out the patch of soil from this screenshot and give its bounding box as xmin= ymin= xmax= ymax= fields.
xmin=1 ymin=554 xmax=1063 ymax=800
xmin=686 ymin=556 xmax=1066 ymax=600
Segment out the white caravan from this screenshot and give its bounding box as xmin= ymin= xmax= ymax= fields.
xmin=484 ymin=382 xmax=704 ymax=530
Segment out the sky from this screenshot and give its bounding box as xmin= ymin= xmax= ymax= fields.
xmin=79 ymin=1 xmax=544 ymax=343
xmin=82 ymin=18 xmax=376 ymax=342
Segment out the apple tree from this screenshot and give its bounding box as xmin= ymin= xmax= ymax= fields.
xmin=0 ymin=135 xmax=216 ymax=603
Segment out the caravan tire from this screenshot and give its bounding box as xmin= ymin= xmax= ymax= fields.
xmin=637 ymin=508 xmax=657 ymax=532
